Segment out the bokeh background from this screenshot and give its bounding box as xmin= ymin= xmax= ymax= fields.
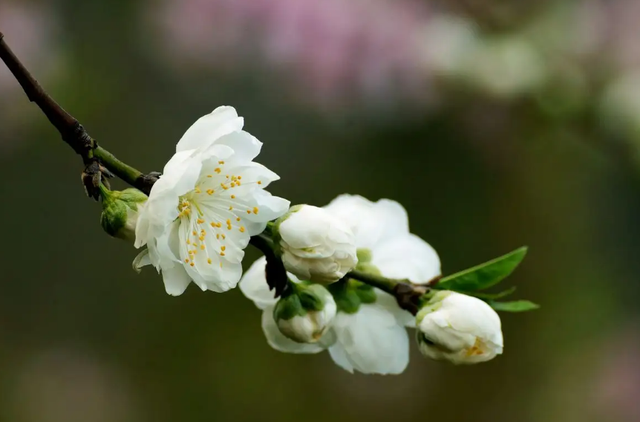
xmin=1 ymin=0 xmax=640 ymax=421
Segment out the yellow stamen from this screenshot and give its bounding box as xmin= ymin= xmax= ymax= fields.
xmin=239 ymin=226 xmax=245 ymax=233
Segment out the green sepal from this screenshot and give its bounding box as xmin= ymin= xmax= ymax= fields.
xmin=328 ymin=280 xmax=361 ymax=314
xmin=117 ymin=188 xmax=148 ymax=209
xmin=273 ymin=294 xmax=307 ymax=321
xmin=435 ymin=247 xmax=528 ymax=292
xmin=356 ymin=248 xmax=373 ymax=264
xmin=488 ymin=300 xmax=539 ymax=312
xmin=353 ymin=282 xmax=377 ymax=304
xmin=100 ymin=199 xmax=128 ymax=237
xmin=298 ymin=284 xmax=327 ymax=312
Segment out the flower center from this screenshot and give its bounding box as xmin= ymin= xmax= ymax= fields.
xmin=175 ymin=161 xmax=263 ymax=269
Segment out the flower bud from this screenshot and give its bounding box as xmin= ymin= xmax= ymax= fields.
xmin=273 ymin=283 xmax=337 ymax=343
xmin=416 ymin=291 xmax=503 ymax=364
xmin=275 ymin=205 xmax=357 ymax=284
xmin=100 ymin=186 xmax=148 ymax=241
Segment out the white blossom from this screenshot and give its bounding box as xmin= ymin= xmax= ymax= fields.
xmin=134 ymin=106 xmax=289 ymax=295
xmin=416 ymin=291 xmax=503 ymax=364
xmin=240 ymin=257 xmax=413 ymax=374
xmin=276 ymin=205 xmax=357 ymax=284
xmin=240 ymin=194 xmax=441 ymax=375
xmin=323 ymin=194 xmax=441 ymax=284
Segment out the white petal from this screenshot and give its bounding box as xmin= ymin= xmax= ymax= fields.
xmin=328 ymin=341 xmax=354 ymax=373
xmin=239 ymin=257 xmax=279 ymax=309
xmin=372 ymin=233 xmax=441 ymax=283
xmin=176 ymin=106 xmax=243 ymax=152
xmin=216 ymin=131 xmax=262 ymax=163
xmin=161 ymin=264 xmax=192 ymax=296
xmin=323 ymin=194 xmax=374 ymax=235
xmin=241 ymin=189 xmax=291 ymax=223
xmin=373 ymin=290 xmax=415 ymax=327
xmin=329 ymin=305 xmax=409 ymax=375
xmin=132 ymin=248 xmax=151 ymax=273
xmin=261 ymin=306 xmax=325 ymax=354
xmin=324 ymin=195 xmax=409 ymax=250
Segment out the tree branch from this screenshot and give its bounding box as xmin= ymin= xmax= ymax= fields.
xmin=0 ymin=31 xmax=158 ymax=195
xmin=0 ymin=31 xmax=430 ymax=312
xmin=346 ymin=270 xmax=430 ymax=315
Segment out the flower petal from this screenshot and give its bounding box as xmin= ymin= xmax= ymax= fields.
xmin=216 ymin=131 xmax=262 ymax=163
xmin=373 ymin=290 xmax=415 ymax=328
xmin=372 ymin=233 xmax=441 ymax=283
xmin=328 ymin=305 xmax=410 ymax=375
xmin=132 ymin=248 xmax=151 ymax=273
xmin=176 ymin=106 xmax=243 ymax=152
xmin=239 ymin=257 xmax=279 ymax=310
xmin=324 ymin=195 xmax=409 ymax=250
xmin=161 ymin=264 xmax=192 ymax=296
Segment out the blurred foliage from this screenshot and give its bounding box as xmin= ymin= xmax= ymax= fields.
xmin=0 ymin=0 xmax=640 ymax=421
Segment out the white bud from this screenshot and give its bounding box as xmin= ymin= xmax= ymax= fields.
xmin=273 ymin=284 xmax=337 ymax=343
xmin=276 ymin=205 xmax=357 ymax=284
xmin=416 ymin=291 xmax=503 ymax=364
xmin=100 ymin=187 xmax=148 ymax=242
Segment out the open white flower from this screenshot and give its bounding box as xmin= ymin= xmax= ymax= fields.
xmin=240 ymin=194 xmax=441 ymax=375
xmin=240 ymin=257 xmax=409 ymax=374
xmin=276 ymin=205 xmax=357 ymax=284
xmin=416 ymin=291 xmax=503 ymax=364
xmin=134 ymin=106 xmax=290 ymax=295
xmin=323 ymin=194 xmax=441 ymax=284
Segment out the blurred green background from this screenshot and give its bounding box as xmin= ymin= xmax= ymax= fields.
xmin=1 ymin=0 xmax=640 ymax=421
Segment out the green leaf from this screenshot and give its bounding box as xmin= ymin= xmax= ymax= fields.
xmin=489 ymin=300 xmax=540 ymax=312
xmin=436 ymin=247 xmax=528 ymax=292
xmin=469 ymin=286 xmax=517 ymax=300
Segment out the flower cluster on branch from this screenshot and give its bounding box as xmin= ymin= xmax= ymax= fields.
xmin=0 ymin=34 xmax=537 ymax=376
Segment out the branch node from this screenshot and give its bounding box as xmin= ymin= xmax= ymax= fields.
xmin=393 ymin=283 xmax=429 ymax=315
